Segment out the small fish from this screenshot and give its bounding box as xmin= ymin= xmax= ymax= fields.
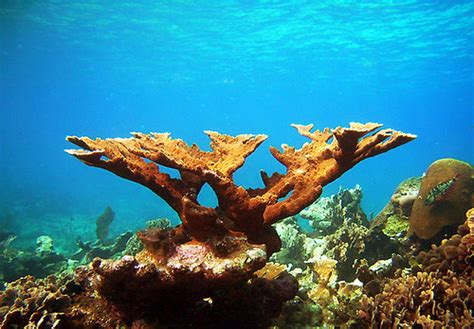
xmin=424 ymin=175 xmax=459 ymax=206
xmin=0 ymin=231 xmax=16 ymax=249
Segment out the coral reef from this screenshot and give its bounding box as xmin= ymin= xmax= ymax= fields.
xmin=122 ymin=217 xmax=172 ymax=256
xmin=359 ymin=209 xmax=474 ymax=328
xmin=409 ymin=158 xmax=473 ymax=239
xmin=95 ymin=206 xmax=115 ymax=241
xmin=301 ymin=185 xmax=368 ymax=235
xmin=271 ymin=216 xmax=323 ymax=269
xmin=72 ymin=231 xmax=132 ymax=263
xmin=0 ymin=262 xmax=298 ymax=328
xmin=60 ymin=122 xmax=414 ymax=326
xmin=268 ymin=184 xmax=406 ymax=327
xmin=274 ymin=255 xmax=365 ymax=328
xmin=323 ymin=221 xmax=400 ymax=281
xmin=272 ymin=185 xmax=395 ymax=281
xmin=0 ymin=236 xmax=66 ymax=287
xmin=0 ymin=274 xmax=74 ymax=328
xmin=372 ymin=177 xmax=421 ymax=238
xmin=272 ymin=185 xmax=405 ymax=327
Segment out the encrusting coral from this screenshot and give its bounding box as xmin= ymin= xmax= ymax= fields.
xmin=0 ymin=264 xmax=299 ymax=328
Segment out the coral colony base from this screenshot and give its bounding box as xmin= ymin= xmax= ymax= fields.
xmin=1 ymin=121 xmax=472 ymax=327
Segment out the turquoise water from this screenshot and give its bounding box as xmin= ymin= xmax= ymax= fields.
xmin=1 ymin=1 xmax=472 ymax=251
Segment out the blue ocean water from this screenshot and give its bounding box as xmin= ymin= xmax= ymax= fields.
xmin=0 ymin=1 xmax=472 ymax=251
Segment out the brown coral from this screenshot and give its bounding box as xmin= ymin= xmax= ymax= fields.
xmin=0 ymin=275 xmax=73 ymax=328
xmin=324 ymin=220 xmax=400 ymax=281
xmin=305 ymin=258 xmax=363 ymax=327
xmin=66 ymin=122 xmax=415 ymax=254
xmin=413 ymin=208 xmax=473 ymax=276
xmin=360 ymin=210 xmax=474 ymax=328
xmin=409 ymin=158 xmax=473 ymax=239
xmin=0 ymin=264 xmax=299 ymax=328
xmin=360 ymin=271 xmax=473 ymax=328
xmin=254 ymin=262 xmax=287 ymax=280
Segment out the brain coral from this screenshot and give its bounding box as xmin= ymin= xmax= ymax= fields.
xmin=409 ymin=158 xmax=473 ymax=239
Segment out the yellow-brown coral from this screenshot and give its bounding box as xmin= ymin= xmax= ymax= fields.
xmin=66 ymin=122 xmax=415 ymax=255
xmin=311 ymin=259 xmax=338 ymax=286
xmin=360 ymin=210 xmax=474 ymax=328
xmin=307 ymin=259 xmax=338 ymax=304
xmin=0 ymin=275 xmax=73 ymax=328
xmin=466 ymin=207 xmax=474 ymax=234
xmin=254 ymin=262 xmax=287 ymax=280
xmin=306 ymin=258 xmax=363 ymax=326
xmin=360 ymin=271 xmax=473 ymax=328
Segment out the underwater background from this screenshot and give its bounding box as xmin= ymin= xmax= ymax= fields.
xmin=1 ymin=0 xmax=473 ymax=254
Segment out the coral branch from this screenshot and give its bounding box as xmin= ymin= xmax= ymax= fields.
xmin=259 ymin=122 xmax=416 ymax=225
xmin=66 ymin=122 xmax=415 ymax=254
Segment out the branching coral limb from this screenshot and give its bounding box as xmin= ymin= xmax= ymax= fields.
xmin=259 ymin=123 xmax=416 ymax=225
xmin=66 ymin=122 xmax=415 ymax=253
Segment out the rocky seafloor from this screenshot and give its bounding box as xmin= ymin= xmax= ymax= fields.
xmin=1 ymin=158 xmax=473 ymax=328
